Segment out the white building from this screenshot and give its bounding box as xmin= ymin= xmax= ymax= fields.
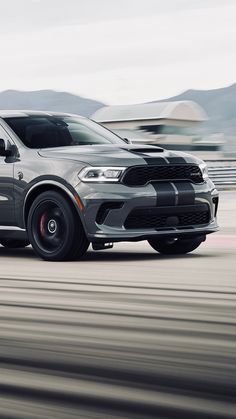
xmin=92 ymin=101 xmax=222 ymax=152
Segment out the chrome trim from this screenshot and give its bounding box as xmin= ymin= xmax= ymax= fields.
xmin=0 ymin=226 xmax=26 ymax=231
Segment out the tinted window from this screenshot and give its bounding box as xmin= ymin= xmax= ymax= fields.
xmin=4 ymin=116 xmax=125 ymax=149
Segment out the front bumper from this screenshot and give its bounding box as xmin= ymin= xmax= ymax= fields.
xmin=75 ymin=179 xmax=219 ymax=242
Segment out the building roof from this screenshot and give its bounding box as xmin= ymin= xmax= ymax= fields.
xmin=92 ymin=101 xmax=207 ymax=123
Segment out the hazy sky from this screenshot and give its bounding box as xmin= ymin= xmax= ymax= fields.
xmin=0 ymin=0 xmax=236 ymax=104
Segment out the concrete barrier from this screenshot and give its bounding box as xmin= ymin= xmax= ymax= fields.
xmin=206 ymin=160 xmax=236 ymax=187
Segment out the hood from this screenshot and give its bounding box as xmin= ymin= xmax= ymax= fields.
xmin=38 ymin=144 xmax=200 ymax=167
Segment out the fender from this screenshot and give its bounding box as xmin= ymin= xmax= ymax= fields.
xmin=22 ymin=179 xmax=84 ymax=230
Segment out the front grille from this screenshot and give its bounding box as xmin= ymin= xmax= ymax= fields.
xmin=124 ymin=205 xmax=210 ymax=229
xmin=122 ymin=164 xmax=203 ymax=186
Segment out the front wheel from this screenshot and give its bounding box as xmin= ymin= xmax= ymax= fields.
xmin=27 ymin=191 xmax=89 ymax=261
xmin=148 ymin=236 xmax=205 ymax=255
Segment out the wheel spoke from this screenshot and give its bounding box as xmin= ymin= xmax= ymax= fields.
xmin=33 ymin=201 xmax=66 ymax=253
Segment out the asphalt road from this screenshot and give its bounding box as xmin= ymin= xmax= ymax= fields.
xmin=0 ymin=191 xmax=235 ymax=419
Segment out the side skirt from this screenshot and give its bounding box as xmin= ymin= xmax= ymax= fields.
xmin=0 ymin=226 xmax=28 ymax=241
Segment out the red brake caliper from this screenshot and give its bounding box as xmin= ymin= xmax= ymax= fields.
xmin=39 ymin=212 xmax=47 ymax=237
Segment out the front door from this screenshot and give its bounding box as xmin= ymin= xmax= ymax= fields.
xmin=0 ymin=125 xmax=15 ymax=226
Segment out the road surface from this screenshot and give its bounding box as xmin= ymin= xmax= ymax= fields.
xmin=0 ymin=191 xmax=235 ymax=418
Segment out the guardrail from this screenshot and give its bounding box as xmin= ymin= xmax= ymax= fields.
xmin=206 ymin=160 xmax=236 ymax=187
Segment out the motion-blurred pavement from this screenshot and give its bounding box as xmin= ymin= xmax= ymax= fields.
xmin=0 ymin=191 xmax=235 ymax=418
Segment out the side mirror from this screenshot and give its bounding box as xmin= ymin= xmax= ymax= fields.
xmin=0 ymin=138 xmax=11 ymax=157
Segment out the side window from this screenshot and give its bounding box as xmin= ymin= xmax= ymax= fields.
xmin=0 ymin=124 xmax=11 ymax=143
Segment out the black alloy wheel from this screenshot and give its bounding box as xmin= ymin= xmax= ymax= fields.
xmin=148 ymin=236 xmax=205 ymax=255
xmin=27 ymin=191 xmax=89 ymax=261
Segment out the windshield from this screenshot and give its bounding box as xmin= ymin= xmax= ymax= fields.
xmin=4 ymin=115 xmax=125 ymax=149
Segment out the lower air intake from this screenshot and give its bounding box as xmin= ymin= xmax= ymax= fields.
xmin=124 ymin=205 xmax=210 ymax=229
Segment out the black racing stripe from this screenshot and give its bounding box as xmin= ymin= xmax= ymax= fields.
xmin=174 ymin=182 xmax=195 ymax=205
xmin=152 ymin=182 xmax=176 ymax=206
xmin=166 ymin=157 xmax=186 ymax=164
xmin=142 ymin=157 xmax=168 ymax=165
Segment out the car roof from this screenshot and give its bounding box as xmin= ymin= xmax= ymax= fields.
xmin=0 ymin=110 xmax=83 ymax=118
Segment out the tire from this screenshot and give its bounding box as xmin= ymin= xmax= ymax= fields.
xmin=0 ymin=239 xmax=30 ymax=248
xmin=27 ymin=191 xmax=89 ymax=261
xmin=148 ymin=236 xmax=205 ymax=255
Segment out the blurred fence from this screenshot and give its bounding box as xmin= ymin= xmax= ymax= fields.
xmin=207 ymin=160 xmax=236 ymax=188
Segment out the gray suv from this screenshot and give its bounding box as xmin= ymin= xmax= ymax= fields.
xmin=0 ymin=111 xmax=219 ymax=261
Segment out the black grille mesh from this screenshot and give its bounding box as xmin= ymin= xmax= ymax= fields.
xmin=122 ymin=165 xmax=203 ymax=186
xmin=124 ymin=207 xmax=210 ymax=229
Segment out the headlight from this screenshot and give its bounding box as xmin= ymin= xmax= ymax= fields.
xmin=199 ymin=162 xmax=209 ymax=180
xmin=78 ymin=166 xmax=127 ymax=182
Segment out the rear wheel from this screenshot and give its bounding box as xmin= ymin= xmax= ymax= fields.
xmin=27 ymin=191 xmax=89 ymax=261
xmin=0 ymin=239 xmax=30 ymax=248
xmin=148 ymin=236 xmax=205 ymax=255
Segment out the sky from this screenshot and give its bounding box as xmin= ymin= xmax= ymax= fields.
xmin=0 ymin=0 xmax=236 ymax=104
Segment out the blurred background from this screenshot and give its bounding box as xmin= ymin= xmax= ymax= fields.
xmin=0 ymin=0 xmax=236 ymax=418
xmin=1 ymin=0 xmax=236 ymax=187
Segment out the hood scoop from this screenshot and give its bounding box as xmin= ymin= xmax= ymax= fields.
xmin=125 ymin=146 xmax=164 ymax=155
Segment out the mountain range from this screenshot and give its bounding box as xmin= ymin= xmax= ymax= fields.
xmin=161 ymin=83 xmax=236 ymax=136
xmin=0 ymin=90 xmax=104 ymax=118
xmin=0 ymin=83 xmax=236 ymax=135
